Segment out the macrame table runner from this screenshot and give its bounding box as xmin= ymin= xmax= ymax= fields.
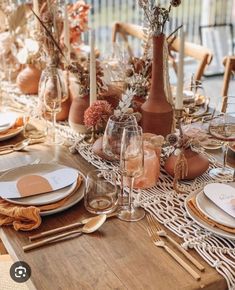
xmin=11 ymin=92 xmax=235 ymax=289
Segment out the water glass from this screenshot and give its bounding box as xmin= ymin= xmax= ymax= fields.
xmin=84 ymin=169 xmax=118 ymax=215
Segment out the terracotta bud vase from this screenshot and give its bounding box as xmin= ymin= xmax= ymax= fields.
xmin=141 ymin=34 xmax=173 ymax=137
xmin=16 ymin=64 xmax=41 ymax=94
xmin=164 ymin=147 xmax=209 ymax=180
xmin=68 ymin=95 xmax=89 ymax=134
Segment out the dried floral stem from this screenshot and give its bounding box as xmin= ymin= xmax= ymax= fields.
xmin=30 ymin=7 xmax=68 ymax=64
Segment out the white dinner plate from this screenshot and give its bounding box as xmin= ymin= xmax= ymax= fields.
xmin=0 ymin=152 xmax=39 ymax=173
xmin=41 ymin=177 xmax=85 ymax=216
xmin=0 ymin=163 xmax=79 ymax=206
xmin=185 ymin=191 xmax=235 ymax=240
xmin=0 ymin=111 xmax=17 ymax=133
xmin=0 ymin=126 xmax=23 ymax=141
xmin=199 ymin=139 xmax=223 ymax=150
xmin=196 ymin=190 xmax=235 ymax=228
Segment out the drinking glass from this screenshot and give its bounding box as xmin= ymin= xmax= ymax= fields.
xmin=103 ymin=114 xmax=137 ymax=160
xmin=119 ymin=125 xmax=145 ymax=222
xmin=209 ymin=113 xmax=235 ymax=180
xmin=84 ymin=169 xmax=118 ymax=214
xmin=39 ymin=65 xmax=67 ymax=144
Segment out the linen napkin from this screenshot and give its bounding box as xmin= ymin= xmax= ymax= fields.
xmin=187 ymin=196 xmax=235 ymax=234
xmin=0 ymin=175 xmax=83 ymax=231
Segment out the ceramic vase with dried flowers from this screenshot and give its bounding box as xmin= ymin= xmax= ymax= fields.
xmin=138 ymin=0 xmax=181 ymax=137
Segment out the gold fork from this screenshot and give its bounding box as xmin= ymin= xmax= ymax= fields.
xmin=148 ymin=214 xmax=205 ymax=272
xmin=146 ymin=215 xmax=201 ymax=281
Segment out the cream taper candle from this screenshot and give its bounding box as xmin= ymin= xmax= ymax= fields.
xmin=33 ymin=0 xmax=39 ymax=30
xmin=175 ymin=29 xmax=184 ymax=110
xmin=89 ymin=30 xmax=97 ymax=105
xmin=64 ymin=3 xmax=71 ymax=62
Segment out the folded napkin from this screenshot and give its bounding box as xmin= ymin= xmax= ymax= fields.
xmin=187 ymin=196 xmax=235 ymax=234
xmin=0 ymin=175 xmax=83 ymax=231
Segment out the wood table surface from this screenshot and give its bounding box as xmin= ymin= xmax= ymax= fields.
xmin=0 ymin=134 xmax=234 ymax=290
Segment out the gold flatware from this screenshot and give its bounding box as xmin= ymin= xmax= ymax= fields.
xmin=0 ymin=139 xmax=30 ymax=152
xmin=23 ymin=214 xmax=107 ymax=252
xmin=147 ymin=214 xmax=205 ymax=271
xmin=29 ymin=213 xmax=113 ymax=241
xmin=146 ymin=215 xmax=201 ymax=281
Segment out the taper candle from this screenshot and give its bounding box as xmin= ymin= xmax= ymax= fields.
xmin=89 ymin=30 xmax=97 ymax=105
xmin=175 ymin=29 xmax=184 ymax=110
xmin=64 ymin=3 xmax=71 ymax=62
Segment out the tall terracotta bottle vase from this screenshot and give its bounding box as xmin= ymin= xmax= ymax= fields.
xmin=141 ymin=34 xmax=173 ymax=137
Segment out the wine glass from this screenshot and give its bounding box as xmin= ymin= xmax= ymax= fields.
xmin=103 ymin=114 xmax=138 ymax=207
xmin=209 ymin=113 xmax=235 ymax=180
xmin=118 ymin=125 xmax=145 ymax=222
xmin=39 ymin=65 xmax=66 ymax=145
xmin=103 ymin=114 xmax=138 ymax=160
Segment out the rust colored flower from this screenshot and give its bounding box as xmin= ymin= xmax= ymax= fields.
xmin=170 ymin=0 xmax=181 ymax=7
xmin=84 ymin=100 xmax=113 ymax=129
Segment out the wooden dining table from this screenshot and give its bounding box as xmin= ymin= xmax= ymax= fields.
xmin=0 ymin=133 xmax=234 ymax=290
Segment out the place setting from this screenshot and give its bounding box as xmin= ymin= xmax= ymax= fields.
xmin=0 ymin=0 xmax=235 ymax=289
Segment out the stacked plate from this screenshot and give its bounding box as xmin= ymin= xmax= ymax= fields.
xmin=185 ymin=183 xmax=235 ymax=240
xmin=0 ymin=111 xmax=24 ymax=141
xmin=0 ymin=163 xmax=85 ymax=216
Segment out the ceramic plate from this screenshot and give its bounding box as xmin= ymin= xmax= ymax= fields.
xmin=185 ymin=191 xmax=235 ymax=240
xmin=0 ymin=152 xmax=40 ymax=173
xmin=41 ymin=177 xmax=85 ymax=216
xmin=200 ymin=139 xmax=223 ymax=150
xmin=0 ymin=112 xmax=17 ymax=133
xmin=196 ymin=190 xmax=235 ymax=228
xmin=0 ymin=163 xmax=79 ymax=206
xmin=0 ymin=126 xmax=23 ymax=141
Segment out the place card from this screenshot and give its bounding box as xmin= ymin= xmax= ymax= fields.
xmin=204 ymin=183 xmax=235 ymax=219
xmin=0 ymin=168 xmax=78 ymax=199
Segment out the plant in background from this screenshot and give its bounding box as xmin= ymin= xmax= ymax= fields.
xmin=67 ymin=0 xmax=90 ymax=45
xmin=138 ymin=0 xmax=181 ymax=35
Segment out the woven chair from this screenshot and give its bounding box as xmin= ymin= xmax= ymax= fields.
xmin=221 ymin=56 xmax=235 ymax=113
xmin=112 ymin=22 xmax=213 ymax=81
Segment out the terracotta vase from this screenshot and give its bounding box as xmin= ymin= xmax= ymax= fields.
xmin=16 ymin=64 xmax=41 ymax=94
xmin=68 ymin=95 xmax=89 ymax=134
xmin=164 ymin=147 xmax=209 ymax=180
xmin=141 ymin=34 xmax=173 ymax=137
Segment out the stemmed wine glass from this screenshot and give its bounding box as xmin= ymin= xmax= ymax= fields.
xmin=103 ymin=114 xmax=138 ymax=206
xmin=39 ymin=65 xmax=67 ymax=144
xmin=209 ymin=113 xmax=235 ymax=180
xmin=119 ymin=125 xmax=145 ymax=222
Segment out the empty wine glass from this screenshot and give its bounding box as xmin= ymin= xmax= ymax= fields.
xmin=118 ymin=125 xmax=145 ymax=222
xmin=39 ymin=65 xmax=67 ymax=144
xmin=209 ymin=113 xmax=235 ymax=180
xmin=103 ymin=114 xmax=137 ymax=160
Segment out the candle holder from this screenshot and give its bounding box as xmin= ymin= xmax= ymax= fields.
xmin=174 ymin=108 xmax=185 ymax=137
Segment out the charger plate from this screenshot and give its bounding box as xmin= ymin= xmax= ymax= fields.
xmin=0 ymin=163 xmax=79 ymax=206
xmin=185 ymin=191 xmax=235 ymax=240
xmin=196 ymin=190 xmax=235 ymax=228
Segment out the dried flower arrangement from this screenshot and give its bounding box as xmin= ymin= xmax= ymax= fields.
xmin=138 ymin=0 xmax=181 ymax=35
xmin=67 ymin=0 xmax=90 ymax=45
xmin=84 ymin=100 xmax=113 ymax=130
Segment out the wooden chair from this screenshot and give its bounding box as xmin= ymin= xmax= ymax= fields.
xmin=112 ymin=22 xmax=213 ymax=81
xmin=221 ymin=56 xmax=235 ymax=113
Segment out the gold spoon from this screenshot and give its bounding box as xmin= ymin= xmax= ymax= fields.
xmin=23 ymin=214 xmax=107 ymax=252
xmin=0 ymin=139 xmax=31 ymax=153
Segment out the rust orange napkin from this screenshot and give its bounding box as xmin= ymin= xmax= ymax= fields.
xmin=187 ymin=196 xmax=235 ymax=234
xmin=0 ymin=175 xmax=83 ymax=231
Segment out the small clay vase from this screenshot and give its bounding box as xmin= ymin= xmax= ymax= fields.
xmin=16 ymin=64 xmax=41 ymax=94
xmin=164 ymin=147 xmax=209 ymax=180
xmin=68 ymin=95 xmax=89 ymax=134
